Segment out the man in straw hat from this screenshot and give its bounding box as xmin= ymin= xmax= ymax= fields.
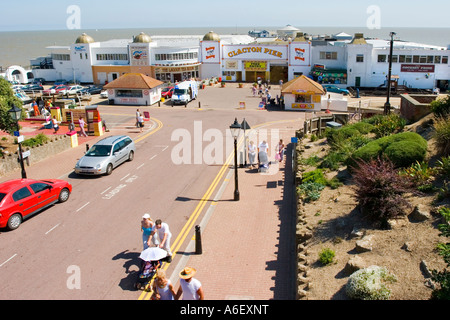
xmin=175 ymin=267 xmax=204 ymax=300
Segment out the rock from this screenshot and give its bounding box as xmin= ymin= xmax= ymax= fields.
xmin=345 ymin=256 xmax=366 ymax=275
xmin=350 ymin=227 xmax=364 ymax=239
xmin=297 ymin=289 xmax=307 ymax=299
xmin=401 ymin=242 xmax=413 ymax=252
xmin=355 ymin=235 xmax=374 ymax=253
xmin=387 ymin=218 xmax=408 ymax=229
xmin=409 ymin=204 xmax=431 ymax=222
xmin=420 ymin=260 xmax=432 ymax=278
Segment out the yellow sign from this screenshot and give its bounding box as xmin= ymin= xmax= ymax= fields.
xmin=244 ymin=61 xmax=267 ymax=71
xmin=292 ymin=103 xmax=314 ymax=109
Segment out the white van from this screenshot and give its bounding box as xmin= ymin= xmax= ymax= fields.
xmin=171 ymin=80 xmax=198 ymax=105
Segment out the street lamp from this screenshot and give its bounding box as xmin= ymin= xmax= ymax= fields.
xmin=230 ymin=118 xmax=241 ymax=201
xmin=240 ymin=118 xmax=251 ymax=167
xmin=8 ymin=104 xmax=27 ymax=179
xmin=384 ymin=31 xmax=396 ymax=115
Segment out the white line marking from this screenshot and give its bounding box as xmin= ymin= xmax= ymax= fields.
xmin=0 ymin=254 xmax=17 ymax=267
xmin=137 ymin=163 xmax=145 ymax=170
xmin=45 ymin=223 xmax=60 ymax=235
xmin=120 ymin=174 xmax=130 ymax=181
xmin=150 ymin=155 xmax=157 ymax=161
xmin=101 ymin=187 xmax=112 ymax=195
xmin=76 ymin=202 xmax=90 ymax=212
xmin=162 ymin=146 xmax=169 ymax=152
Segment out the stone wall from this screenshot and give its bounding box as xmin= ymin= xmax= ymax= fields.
xmin=0 ymin=135 xmax=72 ymax=177
xmin=400 ymin=94 xmax=437 ymax=123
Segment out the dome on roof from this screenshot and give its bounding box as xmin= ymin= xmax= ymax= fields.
xmin=133 ymin=32 xmax=152 ymax=43
xmin=75 ymin=33 xmax=95 ymax=44
xmin=203 ymin=31 xmax=220 ymax=41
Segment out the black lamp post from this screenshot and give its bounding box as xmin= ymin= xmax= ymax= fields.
xmin=384 ymin=31 xmax=396 ymax=115
xmin=8 ymin=104 xmax=27 ymax=179
xmin=240 ymin=118 xmax=251 ymax=167
xmin=230 ymin=118 xmax=241 ymax=201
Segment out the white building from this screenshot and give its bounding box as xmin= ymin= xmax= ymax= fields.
xmin=29 ymin=30 xmax=449 ymax=91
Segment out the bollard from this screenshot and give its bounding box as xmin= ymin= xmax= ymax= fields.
xmin=195 ymin=225 xmax=202 ymax=254
xmin=86 ymin=144 xmax=89 ymax=153
xmin=198 ymin=101 xmax=201 ymax=109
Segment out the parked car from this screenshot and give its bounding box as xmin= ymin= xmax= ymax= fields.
xmin=100 ymin=90 xmax=108 ymax=98
xmin=0 ymin=179 xmax=72 ymax=230
xmin=42 ymin=85 xmax=68 ymax=96
xmin=31 ymin=78 xmax=46 ymax=85
xmin=161 ymin=86 xmax=174 ymax=99
xmin=80 ymin=85 xmax=103 ymax=95
xmin=323 ymin=85 xmax=350 ymax=95
xmin=54 ymin=79 xmax=69 ymax=85
xmin=74 ymin=135 xmax=135 ymax=176
xmin=22 ymin=84 xmax=44 ymax=92
xmin=62 ymin=85 xmax=85 ymax=96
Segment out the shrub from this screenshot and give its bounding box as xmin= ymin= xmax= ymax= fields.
xmin=297 ymin=182 xmax=325 ymax=203
xmin=431 ymin=95 xmax=450 ymax=119
xmin=436 ymin=156 xmax=450 ymax=176
xmin=302 ymin=169 xmax=327 ymax=186
xmin=346 ymin=266 xmax=397 ymax=300
xmin=348 ymin=132 xmax=427 ymax=169
xmin=21 ymin=133 xmax=49 ymax=148
xmin=364 ymin=114 xmax=406 ymax=138
xmin=400 ymin=161 xmax=437 ymax=187
xmin=434 ymin=118 xmax=450 ymax=156
xmin=319 ymin=248 xmax=335 ymax=265
xmin=431 ymin=206 xmax=450 ymax=300
xmin=352 ymin=157 xmax=415 ymax=226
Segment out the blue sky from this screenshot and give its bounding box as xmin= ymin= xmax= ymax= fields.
xmin=1 ymin=0 xmax=449 ymax=31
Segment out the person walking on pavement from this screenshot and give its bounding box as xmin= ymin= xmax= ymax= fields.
xmin=175 ymin=267 xmax=204 ymax=300
xmin=137 ymin=113 xmax=144 ymax=133
xmin=248 ymin=140 xmax=257 ymax=168
xmin=51 ymin=116 xmax=59 ymax=134
xmin=155 ymin=219 xmax=172 ymax=262
xmin=141 ymin=214 xmax=159 ymax=250
xmin=136 ymin=109 xmax=141 ymax=128
xmin=275 ymin=139 xmax=285 ymax=162
xmin=151 ymin=269 xmax=176 ymax=300
xmin=78 ymin=116 xmax=88 ymax=137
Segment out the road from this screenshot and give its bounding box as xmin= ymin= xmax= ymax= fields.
xmin=0 ymin=84 xmax=306 ymax=299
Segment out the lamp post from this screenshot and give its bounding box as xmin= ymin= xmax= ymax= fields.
xmin=240 ymin=118 xmax=251 ymax=167
xmin=230 ymin=118 xmax=241 ymax=201
xmin=8 ymin=104 xmax=27 ymax=179
xmin=384 ymin=31 xmax=396 ymax=115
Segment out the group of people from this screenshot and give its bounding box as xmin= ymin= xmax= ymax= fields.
xmin=136 ymin=109 xmax=145 ymax=132
xmin=247 ymin=139 xmax=285 ymax=168
xmin=141 ymin=214 xmax=204 ymax=300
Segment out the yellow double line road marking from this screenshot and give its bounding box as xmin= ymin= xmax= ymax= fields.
xmin=134 ymin=117 xmax=163 ymax=143
xmin=137 ymin=119 xmax=298 ymax=300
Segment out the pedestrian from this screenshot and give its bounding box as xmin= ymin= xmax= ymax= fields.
xmin=136 ymin=109 xmax=141 ymax=128
xmin=175 ymin=267 xmax=204 ymax=300
xmin=32 ymin=100 xmax=40 ymax=116
xmin=155 ymin=219 xmax=172 ymax=262
xmin=141 ymin=213 xmax=159 ymax=250
xmin=252 ymin=86 xmax=256 ymax=97
xmin=267 ymin=91 xmax=271 ymax=104
xmin=258 ymin=140 xmax=269 ymax=155
xmin=275 ymin=139 xmax=285 ymax=162
xmin=51 ymin=116 xmax=59 ymax=134
xmin=137 ymin=113 xmax=144 ymax=132
xmin=78 ymin=116 xmax=87 ymax=137
xmin=151 ymin=269 xmax=176 ymax=300
xmin=248 ymin=140 xmax=257 ymax=168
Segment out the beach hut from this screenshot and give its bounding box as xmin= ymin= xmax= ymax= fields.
xmin=281 ymin=75 xmax=325 ymax=111
xmin=103 ymin=73 xmax=163 ymax=106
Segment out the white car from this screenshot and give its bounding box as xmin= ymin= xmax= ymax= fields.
xmin=63 ymin=85 xmax=85 ymax=96
xmin=100 ymin=90 xmax=108 ymax=98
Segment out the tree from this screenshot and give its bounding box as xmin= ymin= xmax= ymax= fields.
xmin=0 ymin=77 xmax=24 ymax=134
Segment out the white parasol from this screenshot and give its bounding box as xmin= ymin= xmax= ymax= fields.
xmin=139 ymin=247 xmax=167 ymax=262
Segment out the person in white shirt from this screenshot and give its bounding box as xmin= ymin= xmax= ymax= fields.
xmin=155 ymin=219 xmax=172 ymax=261
xmin=248 ymin=141 xmax=257 ymax=168
xmin=175 ymin=267 xmax=204 ymax=300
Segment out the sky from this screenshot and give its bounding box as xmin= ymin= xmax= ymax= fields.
xmin=0 ymin=0 xmax=449 ymax=31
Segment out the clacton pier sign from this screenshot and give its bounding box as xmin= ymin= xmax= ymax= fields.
xmin=224 ymin=45 xmax=288 ymax=60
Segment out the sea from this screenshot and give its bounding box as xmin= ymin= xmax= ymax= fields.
xmin=0 ymin=26 xmax=449 ymax=69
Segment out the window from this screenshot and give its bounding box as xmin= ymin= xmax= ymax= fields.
xmin=419 ymin=56 xmax=427 ymax=63
xmin=320 ymin=51 xmax=337 ymax=60
xmin=154 ymin=52 xmax=198 ymax=61
xmin=29 ymin=183 xmax=50 ymax=194
xmin=12 ymin=187 xmax=32 ymax=202
xmin=378 ymin=55 xmax=387 ymax=62
xmin=413 ymin=55 xmax=420 ymax=63
xmin=405 ymin=55 xmax=412 ymax=63
xmin=356 ymin=54 xmax=364 ymax=62
xmin=434 ymin=56 xmax=441 ymax=64
xmin=96 ymin=54 xmax=128 ymax=61
xmin=51 ymin=54 xmax=71 ymax=61
xmin=427 ymin=56 xmax=434 ymax=63
xmin=389 ymin=55 xmax=398 ymax=63
xmin=399 ymin=55 xmax=405 ymax=63
xmin=116 ymin=90 xmax=143 ymax=98
xmin=442 ymin=56 xmax=448 ymax=64
xmin=295 ymin=95 xmax=311 ymax=103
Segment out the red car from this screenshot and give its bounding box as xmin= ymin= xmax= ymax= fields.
xmin=42 ymin=85 xmax=68 ymax=96
xmin=161 ymin=87 xmax=174 ymax=99
xmin=0 ymin=179 xmax=72 ymax=230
